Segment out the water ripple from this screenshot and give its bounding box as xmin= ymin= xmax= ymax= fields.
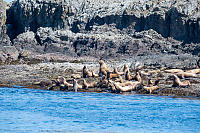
xmin=0 ymin=87 xmax=200 ymax=133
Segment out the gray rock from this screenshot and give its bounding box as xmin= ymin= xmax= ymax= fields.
xmin=2 ymin=0 xmax=200 ymax=64
xmin=0 ymin=0 xmax=11 ymax=46
xmin=1 ymin=46 xmax=19 ymax=61
xmin=13 ymin=31 xmax=44 ymax=53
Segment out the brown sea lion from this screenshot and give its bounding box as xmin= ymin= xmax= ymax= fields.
xmin=106 ymin=72 xmax=121 ymax=79
xmin=115 ymin=81 xmax=140 ymax=87
xmin=123 ymin=64 xmax=129 ymax=74
xmin=83 ymin=79 xmax=98 ymax=89
xmin=176 ymin=72 xmax=199 ymax=78
xmin=172 ymin=75 xmax=190 ymax=87
xmin=140 ymin=70 xmax=151 ymax=76
xmin=113 ymin=67 xmax=124 ymax=75
xmin=114 ymin=76 xmax=124 ymax=83
xmin=147 ymin=78 xmax=160 ymax=87
xmin=99 ymin=60 xmax=111 ymax=75
xmin=113 ymin=81 xmax=140 ymax=92
xmin=143 ymin=86 xmax=159 ymax=94
xmin=71 ymin=74 xmax=81 ymax=79
xmin=92 ymin=71 xmax=99 ymax=78
xmin=83 ymin=66 xmax=92 ymax=78
xmin=186 ymin=69 xmax=200 ymax=74
xmin=164 ymin=69 xmax=184 ymax=73
xmin=34 ymin=80 xmax=54 ymax=88
xmin=125 ymin=70 xmax=135 ymax=80
xmin=147 ymin=70 xmax=160 ymax=75
xmin=63 ymin=78 xmax=73 ymax=87
xmin=136 ymin=65 xmax=143 ymax=72
xmin=135 ymin=72 xmax=142 ymax=83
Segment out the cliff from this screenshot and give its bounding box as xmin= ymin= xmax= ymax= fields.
xmin=0 ymin=0 xmax=200 ymax=65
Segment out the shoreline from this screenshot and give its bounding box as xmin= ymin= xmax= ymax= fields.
xmin=0 ymin=58 xmax=200 ymax=98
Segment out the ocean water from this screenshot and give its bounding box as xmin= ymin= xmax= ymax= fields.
xmin=0 ymin=87 xmax=200 ymax=133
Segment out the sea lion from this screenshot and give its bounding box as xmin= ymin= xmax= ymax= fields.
xmin=113 ymin=67 xmax=124 ymax=75
xmin=147 ymin=70 xmax=160 ymax=75
xmin=140 ymin=70 xmax=151 ymax=76
xmin=63 ymin=78 xmax=73 ymax=87
xmin=92 ymin=71 xmax=99 ymax=78
xmin=83 ymin=79 xmax=98 ymax=89
xmin=73 ymin=79 xmax=82 ymax=92
xmin=164 ymin=69 xmax=184 ymax=73
xmin=99 ymin=60 xmax=111 ymax=76
xmin=71 ymin=74 xmax=81 ymax=79
xmin=123 ymin=64 xmax=129 ymax=74
xmin=143 ymin=86 xmax=159 ymax=94
xmin=136 ymin=65 xmax=143 ymax=72
xmin=125 ymin=70 xmax=135 ymax=80
xmin=106 ymin=72 xmax=121 ymax=79
xmin=147 ymin=78 xmax=160 ymax=87
xmin=135 ymin=72 xmax=142 ymax=83
xmin=114 ymin=76 xmax=124 ymax=83
xmin=172 ymin=74 xmax=190 ymax=87
xmin=186 ymin=69 xmax=200 ymax=74
xmin=113 ymin=81 xmax=140 ymax=92
xmin=83 ymin=66 xmax=92 ymax=78
xmin=115 ymin=81 xmax=140 ymax=87
xmin=34 ymin=80 xmax=53 ymax=88
xmin=176 ymin=72 xmax=199 ymax=78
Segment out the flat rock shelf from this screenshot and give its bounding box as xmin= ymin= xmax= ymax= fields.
xmin=0 ymin=58 xmax=200 ymax=98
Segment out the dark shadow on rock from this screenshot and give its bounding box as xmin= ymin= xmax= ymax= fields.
xmin=85 ymin=8 xmax=200 ymax=44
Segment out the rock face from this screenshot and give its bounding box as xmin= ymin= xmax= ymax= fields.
xmin=0 ymin=0 xmax=14 ymax=62
xmin=0 ymin=0 xmax=10 ymax=46
xmin=1 ymin=0 xmax=200 ymax=64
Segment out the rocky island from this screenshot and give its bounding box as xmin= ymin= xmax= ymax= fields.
xmin=0 ymin=0 xmax=200 ymax=97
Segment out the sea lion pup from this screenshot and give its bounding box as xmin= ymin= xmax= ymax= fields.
xmin=164 ymin=69 xmax=184 ymax=73
xmin=125 ymin=70 xmax=135 ymax=80
xmin=186 ymin=69 xmax=200 ymax=74
xmin=92 ymin=71 xmax=99 ymax=78
xmin=73 ymin=79 xmax=82 ymax=92
xmin=83 ymin=79 xmax=98 ymax=89
xmin=82 ymin=66 xmax=92 ymax=78
xmin=113 ymin=81 xmax=140 ymax=92
xmin=143 ymin=86 xmax=159 ymax=94
xmin=113 ymin=67 xmax=124 ymax=75
xmin=99 ymin=60 xmax=111 ymax=75
xmin=172 ymin=74 xmax=190 ymax=87
xmin=176 ymin=72 xmax=199 ymax=78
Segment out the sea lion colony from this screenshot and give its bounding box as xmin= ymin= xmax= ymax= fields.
xmin=35 ymin=60 xmax=200 ymax=94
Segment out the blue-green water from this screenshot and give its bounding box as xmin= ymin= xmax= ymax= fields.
xmin=0 ymin=87 xmax=200 ymax=133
